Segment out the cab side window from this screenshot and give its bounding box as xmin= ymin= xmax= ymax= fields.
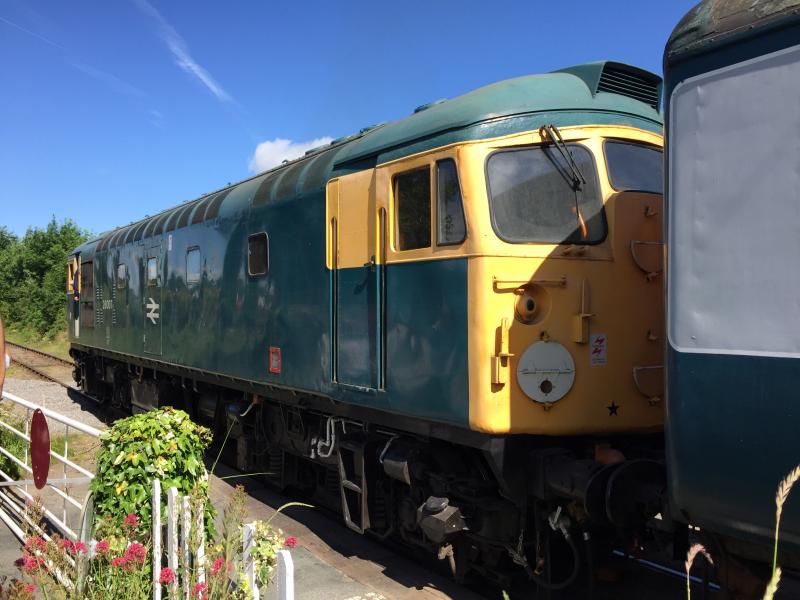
xmin=116 ymin=264 xmax=127 ymax=289
xmin=436 ymin=159 xmax=466 ymax=245
xmin=186 ymin=247 xmax=201 ymax=283
xmin=395 ymin=168 xmax=431 ymax=251
xmin=248 ymin=233 xmax=269 ymax=276
xmin=147 ymin=257 xmax=158 ymax=286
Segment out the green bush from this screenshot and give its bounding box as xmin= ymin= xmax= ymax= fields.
xmin=91 ymin=408 xmax=214 ymax=532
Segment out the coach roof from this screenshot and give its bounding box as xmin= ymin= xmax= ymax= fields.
xmin=667 ymin=0 xmax=800 ymax=62
xmin=82 ymin=61 xmax=662 ymax=254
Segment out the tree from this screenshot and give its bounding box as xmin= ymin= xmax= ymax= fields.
xmin=0 ymin=218 xmax=90 ymax=336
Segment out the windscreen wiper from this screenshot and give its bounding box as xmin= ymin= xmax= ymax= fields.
xmin=539 ymin=125 xmax=586 ymax=191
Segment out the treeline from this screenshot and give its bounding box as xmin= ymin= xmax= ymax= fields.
xmin=0 ymin=219 xmax=90 ymax=337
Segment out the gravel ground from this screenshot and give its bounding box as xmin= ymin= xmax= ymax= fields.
xmin=2 ymin=378 xmax=106 ymax=432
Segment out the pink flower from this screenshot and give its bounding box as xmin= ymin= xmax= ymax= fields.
xmin=124 ymin=542 xmax=146 ymax=564
xmin=14 ymin=558 xmax=23 ymax=567
xmin=23 ymin=536 xmax=44 ymax=551
xmin=192 ymin=582 xmax=208 ymax=599
xmin=210 ymin=556 xmax=225 ymax=576
xmin=73 ymin=541 xmax=88 ymax=555
xmin=23 ymin=583 xmax=35 ymax=595
xmin=123 ymin=513 xmax=140 ymax=528
xmin=96 ymin=539 xmax=110 ymax=554
xmin=284 ymin=536 xmax=298 ymax=548
xmin=60 ymin=539 xmax=74 ymax=553
xmin=21 ymin=555 xmax=38 ymax=574
xmin=158 ymin=567 xmax=176 ymax=585
xmin=111 ymin=556 xmax=128 ymax=568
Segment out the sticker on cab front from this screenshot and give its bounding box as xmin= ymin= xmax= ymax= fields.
xmin=590 ymin=333 xmax=607 ymax=366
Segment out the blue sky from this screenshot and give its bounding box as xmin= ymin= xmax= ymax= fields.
xmin=0 ymin=1 xmax=697 ymax=237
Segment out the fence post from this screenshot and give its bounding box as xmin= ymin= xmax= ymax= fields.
xmin=167 ymin=487 xmax=179 ymax=598
xmin=243 ymin=522 xmax=258 ymax=600
xmin=181 ymin=496 xmax=191 ymax=600
xmin=152 ymin=479 xmax=162 ymax=600
xmin=277 ymin=549 xmax=294 ymax=600
xmin=195 ymin=503 xmax=205 ymax=585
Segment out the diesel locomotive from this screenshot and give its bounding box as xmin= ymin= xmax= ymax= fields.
xmin=666 ymin=0 xmax=800 ymax=595
xmin=67 ymin=61 xmax=666 ymax=592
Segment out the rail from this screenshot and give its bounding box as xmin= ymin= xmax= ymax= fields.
xmin=5 ymin=342 xmax=73 ymax=367
xmin=0 ymin=390 xmax=100 ymax=542
xmin=6 ymin=341 xmax=81 ymax=391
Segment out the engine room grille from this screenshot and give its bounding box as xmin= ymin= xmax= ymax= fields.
xmin=597 ymin=66 xmax=660 ymax=109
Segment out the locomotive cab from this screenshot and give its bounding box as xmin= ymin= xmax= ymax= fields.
xmin=327 ymin=123 xmax=665 ymax=437
xmin=465 ymin=125 xmax=664 ymax=437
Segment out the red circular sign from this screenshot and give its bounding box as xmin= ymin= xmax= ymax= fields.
xmin=30 ymin=409 xmax=50 ymax=490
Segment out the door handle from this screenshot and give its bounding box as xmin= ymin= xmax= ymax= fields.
xmin=363 ymin=256 xmax=376 ymax=269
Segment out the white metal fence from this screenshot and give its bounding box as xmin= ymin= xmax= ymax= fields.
xmin=0 ymin=390 xmax=100 ymax=542
xmin=152 ymin=479 xmax=294 ymax=600
xmin=0 ymin=390 xmax=294 ymax=599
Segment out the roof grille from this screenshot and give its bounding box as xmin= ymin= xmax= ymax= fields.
xmin=597 ymin=65 xmax=660 ymax=109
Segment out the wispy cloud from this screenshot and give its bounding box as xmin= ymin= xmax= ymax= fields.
xmin=0 ymin=15 xmax=64 ymax=50
xmin=148 ymin=108 xmax=165 ymax=127
xmin=132 ymin=0 xmax=233 ymax=103
xmin=70 ymin=62 xmax=147 ymax=98
xmin=249 ymin=137 xmax=334 ymax=173
xmin=1 ymin=14 xmax=151 ymax=104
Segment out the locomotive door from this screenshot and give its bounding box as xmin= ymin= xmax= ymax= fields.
xmin=68 ymin=256 xmax=80 ymax=338
xmin=328 ymin=171 xmax=383 ymax=391
xmin=143 ymin=244 xmax=162 ymax=355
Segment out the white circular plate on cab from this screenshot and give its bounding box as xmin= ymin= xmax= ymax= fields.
xmin=516 ymin=341 xmax=575 ymax=404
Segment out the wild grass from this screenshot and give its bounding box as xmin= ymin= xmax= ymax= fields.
xmin=685 ymin=462 xmax=800 ymax=600
xmin=5 ymin=328 xmax=70 ymax=361
xmin=0 ymin=405 xmax=27 ymax=480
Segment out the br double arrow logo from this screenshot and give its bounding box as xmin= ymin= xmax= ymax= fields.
xmin=146 ymin=298 xmax=160 ymax=324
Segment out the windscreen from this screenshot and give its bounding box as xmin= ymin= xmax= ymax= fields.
xmin=486 ymin=144 xmax=605 ymax=244
xmin=605 ymin=141 xmax=663 ymax=194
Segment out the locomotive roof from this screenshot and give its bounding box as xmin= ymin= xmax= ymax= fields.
xmin=666 ymin=0 xmax=800 ymax=63
xmin=79 ymin=61 xmax=662 ymax=256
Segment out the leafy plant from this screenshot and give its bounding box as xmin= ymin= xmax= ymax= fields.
xmin=248 ymin=502 xmax=309 ymax=589
xmin=91 ymin=407 xmax=214 ymax=532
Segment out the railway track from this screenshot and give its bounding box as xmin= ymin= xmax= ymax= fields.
xmin=5 ymin=342 xmax=85 ymax=394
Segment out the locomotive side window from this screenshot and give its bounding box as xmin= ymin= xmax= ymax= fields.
xmin=486 ymin=144 xmax=605 ymax=244
xmin=116 ymin=264 xmax=127 ymax=290
xmin=186 ymin=247 xmax=201 ymax=283
xmin=248 ymin=233 xmax=269 ymax=276
xmin=395 ymin=167 xmax=431 ymax=250
xmin=147 ymin=257 xmax=158 ymax=286
xmin=436 ymin=159 xmax=466 ymax=246
xmin=604 ymin=141 xmax=663 ymax=194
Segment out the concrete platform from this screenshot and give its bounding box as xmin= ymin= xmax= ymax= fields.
xmin=209 ymin=464 xmax=479 ymax=600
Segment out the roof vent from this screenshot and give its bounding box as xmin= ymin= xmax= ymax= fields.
xmin=413 ymin=98 xmax=447 ymax=114
xmin=596 ymin=63 xmax=661 ymax=110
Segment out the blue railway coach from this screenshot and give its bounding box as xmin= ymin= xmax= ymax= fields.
xmin=666 ymin=0 xmax=800 ymax=592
